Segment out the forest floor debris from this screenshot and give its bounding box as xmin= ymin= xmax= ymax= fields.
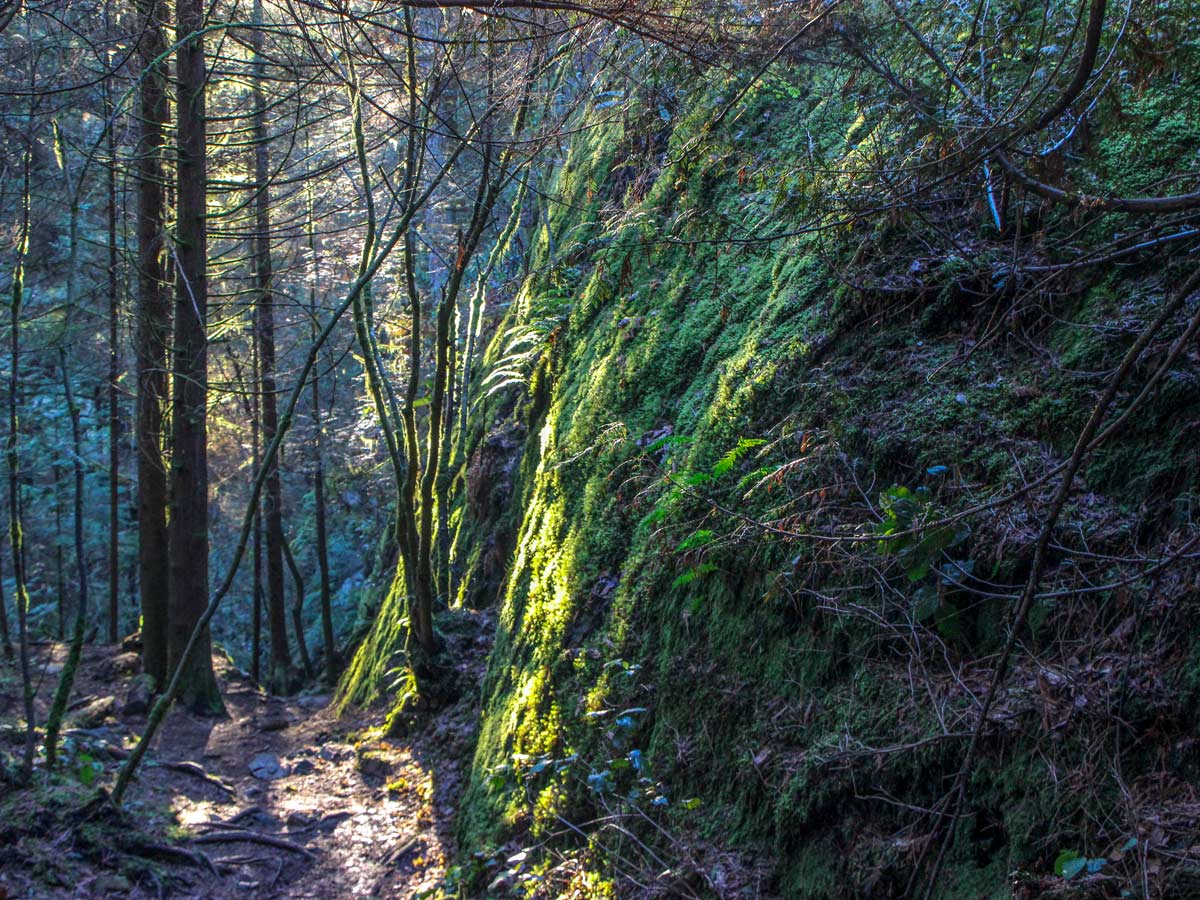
xmin=0 ymin=642 xmax=468 ymax=899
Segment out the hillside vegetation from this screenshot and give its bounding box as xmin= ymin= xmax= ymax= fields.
xmin=348 ymin=4 xmax=1200 ymax=896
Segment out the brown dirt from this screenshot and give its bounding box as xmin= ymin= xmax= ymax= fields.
xmin=0 ymin=642 xmax=466 ymax=899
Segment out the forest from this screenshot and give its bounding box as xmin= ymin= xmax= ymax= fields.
xmin=1 ymin=0 xmax=1198 ymax=897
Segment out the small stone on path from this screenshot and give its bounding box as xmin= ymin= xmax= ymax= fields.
xmin=356 ymin=750 xmax=392 ymax=779
xmin=248 ymin=752 xmax=287 ymax=781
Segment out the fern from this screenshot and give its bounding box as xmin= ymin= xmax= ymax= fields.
xmin=478 ymin=324 xmax=554 ymax=398
xmin=643 ymin=432 xmax=692 ymax=453
xmin=640 ymin=487 xmax=681 ymax=526
xmin=672 ymin=562 xmax=717 ymax=589
xmin=675 ymin=529 xmax=715 ymax=552
xmin=737 ymin=464 xmax=778 ymax=491
xmin=712 ymin=437 xmax=766 ymax=478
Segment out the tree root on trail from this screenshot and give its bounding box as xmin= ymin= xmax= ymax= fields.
xmin=151 ymin=758 xmax=237 ymax=796
xmin=214 ymin=856 xmax=285 ymax=890
xmin=228 ymin=805 xmax=265 ymax=823
xmin=34 ymin=791 xmax=226 ymax=884
xmin=191 ymin=829 xmax=316 ymax=859
xmin=120 ymin=838 xmax=221 ymax=877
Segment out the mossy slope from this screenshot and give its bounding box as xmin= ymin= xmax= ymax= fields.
xmin=352 ymin=26 xmax=1200 ymax=898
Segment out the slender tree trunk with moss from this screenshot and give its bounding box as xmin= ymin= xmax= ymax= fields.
xmin=343 ymin=61 xmax=419 ymax=600
xmin=436 ymin=309 xmax=456 ymax=604
xmin=306 ymin=185 xmax=337 ymax=684
xmin=282 ymin=536 xmax=312 ymax=679
xmin=0 ymin=536 xmax=11 ymax=659
xmin=9 ymin=140 xmax=36 ymax=782
xmin=250 ymin=349 xmax=264 ymax=685
xmin=44 ymin=352 xmax=90 ymax=768
xmin=413 ymin=121 xmax=517 ymax=665
xmin=51 ymin=115 xmax=86 ymax=649
xmin=105 ymin=72 xmax=121 ymax=645
xmin=354 ymin=26 xmax=535 ymax=698
xmin=227 ymin=348 xmax=265 ymax=687
xmin=54 ymin=463 xmax=66 ymax=639
xmin=0 ymin=533 xmax=8 ymax=661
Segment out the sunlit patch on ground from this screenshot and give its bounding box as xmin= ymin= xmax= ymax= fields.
xmin=1 ymin=645 xmax=458 ymax=899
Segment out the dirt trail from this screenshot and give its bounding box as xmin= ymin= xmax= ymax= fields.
xmin=1 ymin=644 xmax=465 ymax=899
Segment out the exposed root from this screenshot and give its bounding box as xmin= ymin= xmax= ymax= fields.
xmin=190 ymin=829 xmax=316 ymax=859
xmin=121 ymin=838 xmax=221 ymax=877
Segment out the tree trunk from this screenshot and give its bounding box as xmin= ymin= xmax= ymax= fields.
xmin=458 ymin=179 xmax=528 ymax=449
xmin=167 ymin=0 xmax=223 ymax=716
xmin=135 ymin=0 xmax=171 ymax=687
xmin=228 ymin=349 xmax=264 ymax=686
xmin=252 ymin=0 xmax=292 ymax=693
xmin=9 ymin=139 xmax=36 ymax=781
xmin=251 ymin=346 xmax=263 ymax=685
xmin=282 ymin=535 xmax=313 ymax=679
xmin=0 ymin=532 xmax=11 ymax=659
xmin=54 ymin=462 xmax=66 ymax=640
xmin=312 ymin=383 xmax=336 ymax=684
xmin=106 ymin=74 xmax=121 ymax=645
xmin=436 ymin=305 xmax=456 ymax=604
xmin=306 ymin=186 xmax=337 ymax=685
xmin=44 ymin=352 xmax=90 ymax=768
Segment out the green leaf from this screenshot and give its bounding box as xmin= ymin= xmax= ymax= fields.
xmin=934 ymin=603 xmax=962 ymax=640
xmin=1061 ymin=857 xmax=1087 ymax=879
xmin=939 ymin=558 xmax=974 ymax=586
xmin=906 ymin=559 xmax=931 ymax=583
xmin=76 ymin=754 xmax=99 ymax=787
xmin=913 ymin=587 xmax=940 ymax=623
xmin=1054 ymin=850 xmax=1081 ymax=877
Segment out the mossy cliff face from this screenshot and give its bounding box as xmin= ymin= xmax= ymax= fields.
xmin=349 ymin=16 xmax=1200 ymax=896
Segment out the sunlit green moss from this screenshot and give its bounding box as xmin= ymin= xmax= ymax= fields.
xmin=344 ymin=30 xmax=1200 ymax=896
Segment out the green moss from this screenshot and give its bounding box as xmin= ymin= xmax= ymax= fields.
xmin=343 ymin=34 xmax=1200 ymax=897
